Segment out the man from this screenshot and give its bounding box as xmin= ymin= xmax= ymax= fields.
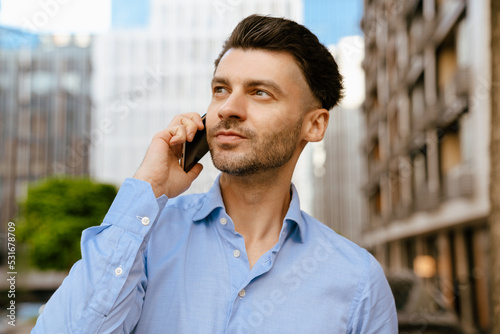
xmin=32 ymin=15 xmax=397 ymax=333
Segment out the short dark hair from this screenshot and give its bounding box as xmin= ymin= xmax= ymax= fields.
xmin=214 ymin=14 xmax=344 ymax=110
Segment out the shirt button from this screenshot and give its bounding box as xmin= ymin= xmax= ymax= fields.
xmin=141 ymin=217 xmax=150 ymax=226
xmin=220 ymin=218 xmax=227 ymax=225
xmin=238 ymin=289 xmax=246 ymax=298
xmin=115 ymin=267 xmax=123 ymax=276
xmin=233 ymin=249 xmax=241 ymax=258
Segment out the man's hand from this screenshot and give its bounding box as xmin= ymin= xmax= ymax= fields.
xmin=133 ymin=113 xmax=205 ymax=198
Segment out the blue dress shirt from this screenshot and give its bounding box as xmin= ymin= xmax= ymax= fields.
xmin=32 ymin=176 xmax=397 ymax=333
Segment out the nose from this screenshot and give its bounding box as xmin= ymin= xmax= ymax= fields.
xmin=217 ymin=90 xmax=247 ymax=121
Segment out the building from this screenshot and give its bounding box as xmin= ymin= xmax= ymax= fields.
xmin=312 ymin=36 xmax=367 ymax=244
xmin=489 ymin=1 xmax=500 ymax=330
xmin=361 ymin=0 xmax=491 ymax=332
xmin=0 ymin=27 xmax=93 ymax=263
xmin=90 ymin=0 xmax=305 ymax=198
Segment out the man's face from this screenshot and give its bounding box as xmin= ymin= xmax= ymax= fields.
xmin=206 ymin=48 xmax=315 ymax=176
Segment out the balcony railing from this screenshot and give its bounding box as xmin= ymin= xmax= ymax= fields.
xmin=443 ymin=164 xmax=474 ymax=200
xmin=415 ymin=184 xmax=441 ymax=212
xmin=393 ymin=202 xmax=412 ymax=220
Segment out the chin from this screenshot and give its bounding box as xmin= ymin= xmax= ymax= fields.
xmin=210 ymin=151 xmax=257 ymax=176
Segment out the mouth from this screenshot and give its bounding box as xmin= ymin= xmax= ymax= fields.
xmin=214 ymin=130 xmax=247 ymax=144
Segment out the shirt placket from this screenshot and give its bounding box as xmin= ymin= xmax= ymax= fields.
xmin=216 ymin=214 xmax=251 ymax=295
xmin=217 ymin=217 xmax=295 ymax=333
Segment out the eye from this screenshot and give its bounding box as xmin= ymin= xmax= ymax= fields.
xmin=213 ymin=86 xmax=229 ymax=95
xmin=254 ymin=89 xmax=271 ymax=97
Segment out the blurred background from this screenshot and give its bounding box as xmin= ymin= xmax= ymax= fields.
xmin=0 ymin=0 xmax=498 ymax=333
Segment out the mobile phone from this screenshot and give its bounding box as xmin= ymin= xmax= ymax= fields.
xmin=180 ymin=114 xmax=209 ymax=171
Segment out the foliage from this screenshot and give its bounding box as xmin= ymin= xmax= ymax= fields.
xmin=17 ymin=177 xmax=117 ymax=271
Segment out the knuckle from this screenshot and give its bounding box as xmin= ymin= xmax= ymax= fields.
xmin=175 ymin=125 xmax=186 ymax=135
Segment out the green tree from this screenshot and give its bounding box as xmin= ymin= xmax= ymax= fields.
xmin=17 ymin=177 xmax=117 ymax=271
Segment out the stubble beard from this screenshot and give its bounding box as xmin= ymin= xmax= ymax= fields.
xmin=207 ymin=118 xmax=303 ymax=176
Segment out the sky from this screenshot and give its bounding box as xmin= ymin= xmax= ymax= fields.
xmin=111 ymin=0 xmax=149 ymax=29
xmin=304 ymin=0 xmax=363 ymax=46
xmin=0 ymin=0 xmax=363 ymax=41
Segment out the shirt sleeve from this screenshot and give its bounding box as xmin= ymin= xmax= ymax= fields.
xmin=347 ymin=252 xmax=399 ymax=334
xmin=31 ymin=178 xmax=168 ymax=334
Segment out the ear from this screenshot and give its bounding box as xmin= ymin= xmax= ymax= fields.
xmin=301 ymin=108 xmax=329 ymax=142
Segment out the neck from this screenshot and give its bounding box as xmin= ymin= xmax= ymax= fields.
xmin=219 ymin=165 xmax=293 ymax=244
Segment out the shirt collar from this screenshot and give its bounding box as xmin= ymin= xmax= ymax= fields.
xmin=284 ymin=183 xmax=305 ymax=243
xmin=192 ymin=174 xmax=225 ymax=222
xmin=193 ymin=174 xmax=305 ymax=243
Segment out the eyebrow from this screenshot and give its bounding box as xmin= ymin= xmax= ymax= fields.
xmin=211 ymin=76 xmax=285 ymax=97
xmin=211 ymin=76 xmax=229 ymax=87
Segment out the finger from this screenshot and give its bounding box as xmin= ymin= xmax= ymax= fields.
xmin=152 ymin=125 xmax=179 ymax=144
xmin=181 ymin=112 xmax=204 ymax=130
xmin=179 ymin=117 xmax=201 ymax=142
xmin=167 ymin=125 xmax=188 ymax=146
xmin=185 ymin=163 xmax=203 ymax=180
xmin=172 ymin=113 xmax=203 ymax=128
xmin=153 ymin=113 xmax=204 ymax=145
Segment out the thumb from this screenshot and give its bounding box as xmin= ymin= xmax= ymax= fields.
xmin=186 ymin=163 xmax=204 ymax=182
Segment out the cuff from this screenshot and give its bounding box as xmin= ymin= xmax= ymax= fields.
xmin=101 ymin=178 xmax=168 ymax=238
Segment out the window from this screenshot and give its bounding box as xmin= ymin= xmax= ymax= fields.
xmin=389 ymin=112 xmax=399 ymax=152
xmin=390 ymin=166 xmax=401 ymax=208
xmin=370 ymin=187 xmax=382 ymax=223
xmin=439 ymin=122 xmax=461 ymax=175
xmin=410 ymin=77 xmax=425 ymax=130
xmin=412 ymin=150 xmax=428 ymax=196
xmin=437 ymin=43 xmax=457 ymax=97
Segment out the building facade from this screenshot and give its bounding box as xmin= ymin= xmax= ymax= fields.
xmin=312 ymin=36 xmax=367 ymax=245
xmin=361 ymin=0 xmax=490 ymax=332
xmin=0 ymin=28 xmax=92 ymax=263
